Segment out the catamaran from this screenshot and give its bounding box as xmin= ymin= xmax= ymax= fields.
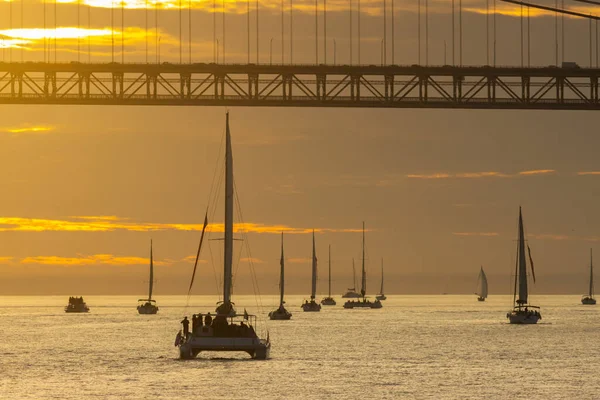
xmin=137 ymin=240 xmax=159 ymax=314
xmin=341 ymin=258 xmax=361 ymax=298
xmin=581 ymin=249 xmax=596 ymax=305
xmin=321 ymin=245 xmax=336 ymax=305
xmin=506 ymin=207 xmax=541 ymax=324
xmin=269 ymin=233 xmax=292 ymax=319
xmin=376 ymin=258 xmax=386 ymax=301
xmin=475 ymin=266 xmax=488 ymax=302
xmin=65 ymin=296 xmax=89 ymax=313
xmin=176 ymin=113 xmax=270 ymax=360
xmin=344 ymin=222 xmax=382 ymax=309
xmin=302 ymin=231 xmax=321 ymax=312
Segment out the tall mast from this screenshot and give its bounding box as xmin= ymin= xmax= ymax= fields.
xmin=352 ymin=258 xmax=356 ymax=290
xmin=380 ymin=258 xmax=384 ymax=294
xmin=517 ymin=207 xmax=528 ymax=305
xmin=311 ymin=230 xmax=317 ymax=300
xmin=361 ymin=221 xmax=366 ymax=297
xmin=223 ymin=112 xmax=234 ymax=308
xmin=279 ymin=232 xmax=285 ymax=307
xmin=328 ymin=245 xmax=332 ymax=297
xmin=149 ymin=239 xmax=153 ymax=301
xmin=590 ymin=248 xmax=594 ymax=298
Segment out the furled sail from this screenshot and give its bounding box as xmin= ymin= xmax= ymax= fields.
xmin=380 ymin=258 xmax=384 ymax=295
xmin=361 ymin=222 xmax=366 ymax=297
xmin=149 ymin=240 xmax=154 ymax=301
xmin=223 ymin=112 xmax=234 ymax=307
xmin=311 ymin=230 xmax=317 ymax=300
xmin=590 ymin=249 xmax=595 ymax=298
xmin=279 ymin=232 xmax=285 ymax=307
xmin=476 ymin=267 xmax=488 ymax=299
xmin=517 ymin=207 xmax=528 ymax=305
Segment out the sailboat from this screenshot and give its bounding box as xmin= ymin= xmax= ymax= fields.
xmin=176 ymin=113 xmax=270 ymax=360
xmin=344 ymin=222 xmax=382 ymax=309
xmin=376 ymin=258 xmax=387 ymax=301
xmin=475 ymin=266 xmax=488 ymax=302
xmin=302 ymin=231 xmax=321 ymax=312
xmin=342 ymin=258 xmax=361 ymax=298
xmin=269 ymin=233 xmax=292 ymax=319
xmin=321 ymin=245 xmax=336 ymax=305
xmin=581 ymin=249 xmax=596 ymax=305
xmin=64 ymin=296 xmax=89 ymax=313
xmin=506 ymin=207 xmax=541 ymax=324
xmin=137 ymin=240 xmax=159 ymax=314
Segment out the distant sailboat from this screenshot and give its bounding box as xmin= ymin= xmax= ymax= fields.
xmin=506 ymin=207 xmax=541 ymax=324
xmin=176 ymin=113 xmax=270 ymax=360
xmin=476 ymin=266 xmax=488 ymax=302
xmin=376 ymin=258 xmax=386 ymax=301
xmin=64 ymin=296 xmax=89 ymax=313
xmin=581 ymin=249 xmax=596 ymax=305
xmin=341 ymin=258 xmax=361 ymax=298
xmin=321 ymin=245 xmax=337 ymax=305
xmin=344 ymin=222 xmax=382 ymax=309
xmin=302 ymin=230 xmax=322 ymax=312
xmin=137 ymin=240 xmax=159 ymax=314
xmin=269 ymin=233 xmax=292 ymax=319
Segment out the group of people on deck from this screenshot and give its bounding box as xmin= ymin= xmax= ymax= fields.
xmin=180 ymin=313 xmax=257 ymax=339
xmin=67 ymin=297 xmax=85 ymax=305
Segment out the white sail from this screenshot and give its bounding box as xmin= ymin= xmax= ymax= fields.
xmin=476 ymin=267 xmax=488 ymax=299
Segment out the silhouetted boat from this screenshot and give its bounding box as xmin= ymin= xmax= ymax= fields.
xmin=321 ymin=245 xmax=336 ymax=305
xmin=269 ymin=233 xmax=292 ymax=320
xmin=137 ymin=240 xmax=159 ymax=314
xmin=476 ymin=266 xmax=488 ymax=302
xmin=506 ymin=207 xmax=541 ymax=324
xmin=376 ymin=258 xmax=387 ymax=301
xmin=302 ymin=231 xmax=322 ymax=312
xmin=344 ymin=222 xmax=382 ymax=309
xmin=341 ymin=258 xmax=361 ymax=298
xmin=581 ymin=249 xmax=596 ymax=305
xmin=65 ymin=296 xmax=89 ymax=313
xmin=176 ymin=113 xmax=270 ymax=360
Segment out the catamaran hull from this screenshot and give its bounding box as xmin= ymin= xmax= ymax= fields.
xmin=507 ymin=312 xmax=541 ymax=324
xmin=582 ymin=297 xmax=596 ymax=305
xmin=302 ymin=303 xmax=321 ymax=312
xmin=321 ymin=298 xmax=336 ymax=306
xmin=178 ymin=337 xmax=271 ymax=360
xmin=342 ymin=292 xmax=361 ymax=298
xmin=137 ymin=305 xmax=159 ymax=314
xmin=65 ymin=307 xmax=89 ymax=313
xmin=343 ymin=301 xmax=382 ymax=309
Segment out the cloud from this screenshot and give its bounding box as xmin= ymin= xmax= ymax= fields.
xmin=577 ymin=171 xmax=600 ymax=176
xmin=240 ymin=257 xmax=264 ymax=264
xmin=19 ymin=254 xmax=171 ymax=266
xmin=0 ymin=257 xmax=14 ymax=265
xmin=529 ymin=234 xmax=570 ymax=241
xmin=408 ymin=169 xmax=556 ymax=179
xmin=452 ymin=232 xmax=499 ymax=237
xmin=287 ymin=257 xmax=311 ymax=263
xmin=518 ymin=169 xmax=556 ymax=176
xmin=0 ymin=216 xmax=364 ymax=234
xmin=1 ymin=125 xmax=55 ymax=135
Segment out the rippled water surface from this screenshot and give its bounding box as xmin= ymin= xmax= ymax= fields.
xmin=1 ymin=295 xmax=599 ymax=399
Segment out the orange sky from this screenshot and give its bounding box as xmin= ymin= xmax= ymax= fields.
xmin=1 ymin=0 xmax=600 ymax=296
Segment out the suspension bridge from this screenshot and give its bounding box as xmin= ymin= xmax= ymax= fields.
xmin=1 ymin=0 xmax=600 ymax=109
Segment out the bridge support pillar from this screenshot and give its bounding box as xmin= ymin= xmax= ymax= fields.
xmin=487 ymin=76 xmax=496 ymax=103
xmin=180 ymin=73 xmax=191 ymax=99
xmin=521 ymin=76 xmax=530 ymax=103
xmin=453 ymin=75 xmax=462 ymax=103
xmin=556 ymin=77 xmax=564 ymax=104
xmin=282 ymin=74 xmax=292 ymax=100
xmin=591 ymin=76 xmax=598 ymax=103
xmin=44 ymin=72 xmax=57 ymax=99
xmin=248 ymin=74 xmax=259 ymax=100
xmin=11 ymin=72 xmax=23 ymax=98
xmin=419 ymin=75 xmax=429 ymax=102
xmin=78 ymin=73 xmax=91 ymax=99
xmin=384 ymin=75 xmax=394 ymax=102
xmin=316 ymin=74 xmax=326 ymax=101
xmin=146 ymin=74 xmax=158 ymax=99
xmin=112 ymin=72 xmax=124 ymax=99
xmin=350 ymin=75 xmax=361 ymax=101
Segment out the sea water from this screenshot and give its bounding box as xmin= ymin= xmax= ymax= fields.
xmin=0 ymin=295 xmax=598 ymax=399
